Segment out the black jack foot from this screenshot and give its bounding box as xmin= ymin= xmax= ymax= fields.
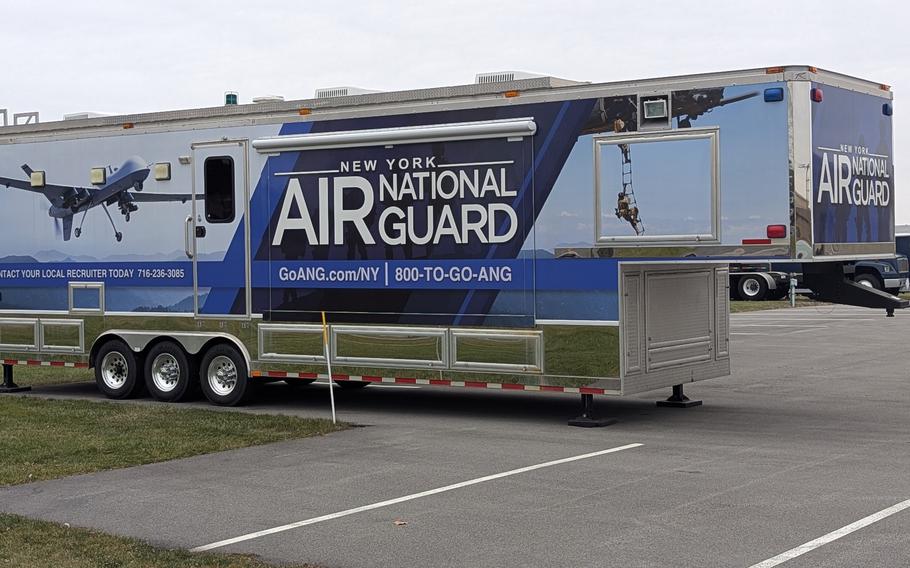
xmin=0 ymin=364 xmax=30 ymax=393
xmin=568 ymin=393 xmax=617 ymax=427
xmin=656 ymin=384 xmax=701 ymax=408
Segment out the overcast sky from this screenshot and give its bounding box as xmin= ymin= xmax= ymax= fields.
xmin=3 ymin=0 xmax=907 ymax=220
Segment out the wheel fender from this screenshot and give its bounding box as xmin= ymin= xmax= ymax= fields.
xmin=90 ymin=331 xmax=251 ymax=372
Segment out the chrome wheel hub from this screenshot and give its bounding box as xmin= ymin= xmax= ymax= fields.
xmin=151 ymin=353 xmax=180 ymax=392
xmin=743 ymin=278 xmax=761 ymax=296
xmin=101 ymin=352 xmax=129 ymax=389
xmin=208 ymin=356 xmax=237 ymax=396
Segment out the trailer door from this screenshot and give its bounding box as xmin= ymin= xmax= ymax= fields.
xmin=191 ymin=140 xmax=250 ymax=316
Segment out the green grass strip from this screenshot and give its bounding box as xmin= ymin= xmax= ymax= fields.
xmin=0 ymin=513 xmax=317 ymax=567
xmin=0 ymin=397 xmax=345 ymax=486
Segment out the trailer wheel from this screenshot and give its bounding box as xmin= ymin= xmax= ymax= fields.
xmin=95 ymin=339 xmax=142 ymax=399
xmin=335 ymin=380 xmax=370 ymax=390
xmin=285 ymin=378 xmax=317 ymax=388
xmin=737 ymin=276 xmax=768 ymax=301
xmin=199 ymin=344 xmax=250 ymax=406
xmin=855 ymin=273 xmax=882 ymax=290
xmin=144 ymin=341 xmax=194 ymax=402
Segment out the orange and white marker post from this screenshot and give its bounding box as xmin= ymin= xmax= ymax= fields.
xmin=321 ymin=311 xmax=337 ymax=424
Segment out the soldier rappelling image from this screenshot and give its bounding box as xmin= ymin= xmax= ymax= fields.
xmin=578 ymin=88 xmax=762 ymax=238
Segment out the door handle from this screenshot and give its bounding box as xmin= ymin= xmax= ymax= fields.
xmin=195 ymin=226 xmax=207 ymax=238
xmin=184 ymin=215 xmax=194 ymax=259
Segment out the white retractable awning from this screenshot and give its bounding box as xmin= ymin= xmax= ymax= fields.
xmin=251 ymin=118 xmax=536 ymax=153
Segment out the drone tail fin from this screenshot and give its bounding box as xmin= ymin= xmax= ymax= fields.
xmin=62 ymin=215 xmax=73 ymax=241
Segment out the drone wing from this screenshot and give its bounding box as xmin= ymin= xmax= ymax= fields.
xmin=0 ymin=175 xmax=93 ymax=205
xmin=129 ymin=192 xmax=199 ymax=204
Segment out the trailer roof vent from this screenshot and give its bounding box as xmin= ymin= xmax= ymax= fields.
xmin=314 ymin=86 xmax=382 ymax=99
xmin=63 ymin=111 xmax=111 ymax=121
xmin=475 ymin=71 xmax=547 ymax=84
xmin=251 ymin=95 xmax=285 ymax=104
xmin=1 ymin=109 xmax=40 ymax=126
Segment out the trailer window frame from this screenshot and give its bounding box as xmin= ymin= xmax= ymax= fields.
xmin=203 ymin=155 xmax=236 ymax=224
xmin=593 ymin=127 xmax=720 ymax=246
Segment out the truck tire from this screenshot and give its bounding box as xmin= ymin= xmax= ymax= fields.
xmin=199 ymin=343 xmax=250 ymax=406
xmin=285 ymin=377 xmax=317 ymax=388
xmin=144 ymin=341 xmax=194 ymax=402
xmin=737 ymin=276 xmax=768 ymax=301
xmin=335 ymin=380 xmax=370 ymax=390
xmin=95 ymin=339 xmax=142 ymax=399
xmin=855 ymin=273 xmax=882 ymax=290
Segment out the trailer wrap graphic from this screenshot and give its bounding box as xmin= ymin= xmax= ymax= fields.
xmin=812 ymin=84 xmax=894 ymax=244
xmin=0 ymin=81 xmax=802 ymax=321
xmin=254 ymin=101 xmax=598 ymax=324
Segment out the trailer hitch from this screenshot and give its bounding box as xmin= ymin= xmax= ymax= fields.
xmin=801 ymin=262 xmax=909 ymax=313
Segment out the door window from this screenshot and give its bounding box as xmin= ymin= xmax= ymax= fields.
xmin=203 ymin=156 xmax=235 ymax=223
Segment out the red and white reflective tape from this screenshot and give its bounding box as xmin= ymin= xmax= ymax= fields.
xmin=251 ymin=369 xmax=606 ymax=395
xmin=0 ymin=358 xmax=604 ymax=395
xmin=2 ymin=358 xmax=89 ymax=369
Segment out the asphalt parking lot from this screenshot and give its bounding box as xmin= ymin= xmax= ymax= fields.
xmin=3 ymin=304 xmax=910 ymax=567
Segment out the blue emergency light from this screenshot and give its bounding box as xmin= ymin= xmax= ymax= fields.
xmin=883 ymin=103 xmax=893 ymax=116
xmin=763 ymin=87 xmax=784 ymax=102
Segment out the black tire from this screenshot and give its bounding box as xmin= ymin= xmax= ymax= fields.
xmin=94 ymin=339 xmax=142 ymax=399
xmin=335 ymin=380 xmax=370 ymax=390
xmin=199 ymin=343 xmax=250 ymax=406
xmin=144 ymin=341 xmax=194 ymax=402
xmin=855 ymin=273 xmax=882 ymax=290
xmin=285 ymin=377 xmax=317 ymax=389
xmin=737 ymin=276 xmax=768 ymax=301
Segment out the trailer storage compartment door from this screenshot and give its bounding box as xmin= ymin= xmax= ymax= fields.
xmin=619 ymin=262 xmax=729 ymax=395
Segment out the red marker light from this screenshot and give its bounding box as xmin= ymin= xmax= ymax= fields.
xmin=767 ymin=224 xmax=787 ymax=239
xmin=810 ymin=88 xmax=824 ymax=102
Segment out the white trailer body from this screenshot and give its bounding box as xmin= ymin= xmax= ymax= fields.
xmin=0 ymin=66 xmax=899 ymax=416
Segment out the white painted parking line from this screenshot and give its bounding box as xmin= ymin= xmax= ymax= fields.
xmin=731 ymin=328 xmax=819 ymax=337
xmin=733 ymin=317 xmax=875 ymax=322
xmin=191 ymin=443 xmax=643 ymax=552
xmin=748 ymin=498 xmax=910 ymax=568
xmin=730 ymin=329 xmax=815 ymax=337
xmin=731 ymin=324 xmax=827 ymax=328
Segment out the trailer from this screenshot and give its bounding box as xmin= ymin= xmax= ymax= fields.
xmin=0 ymin=66 xmax=902 ymax=424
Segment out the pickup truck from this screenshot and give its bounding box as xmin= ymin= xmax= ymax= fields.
xmin=852 ymin=255 xmax=909 ymax=295
xmin=895 ymin=234 xmax=910 ymax=293
xmin=731 ymin=250 xmax=909 ymax=301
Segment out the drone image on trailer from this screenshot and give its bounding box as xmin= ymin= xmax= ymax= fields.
xmin=0 ymin=156 xmax=196 ymax=242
